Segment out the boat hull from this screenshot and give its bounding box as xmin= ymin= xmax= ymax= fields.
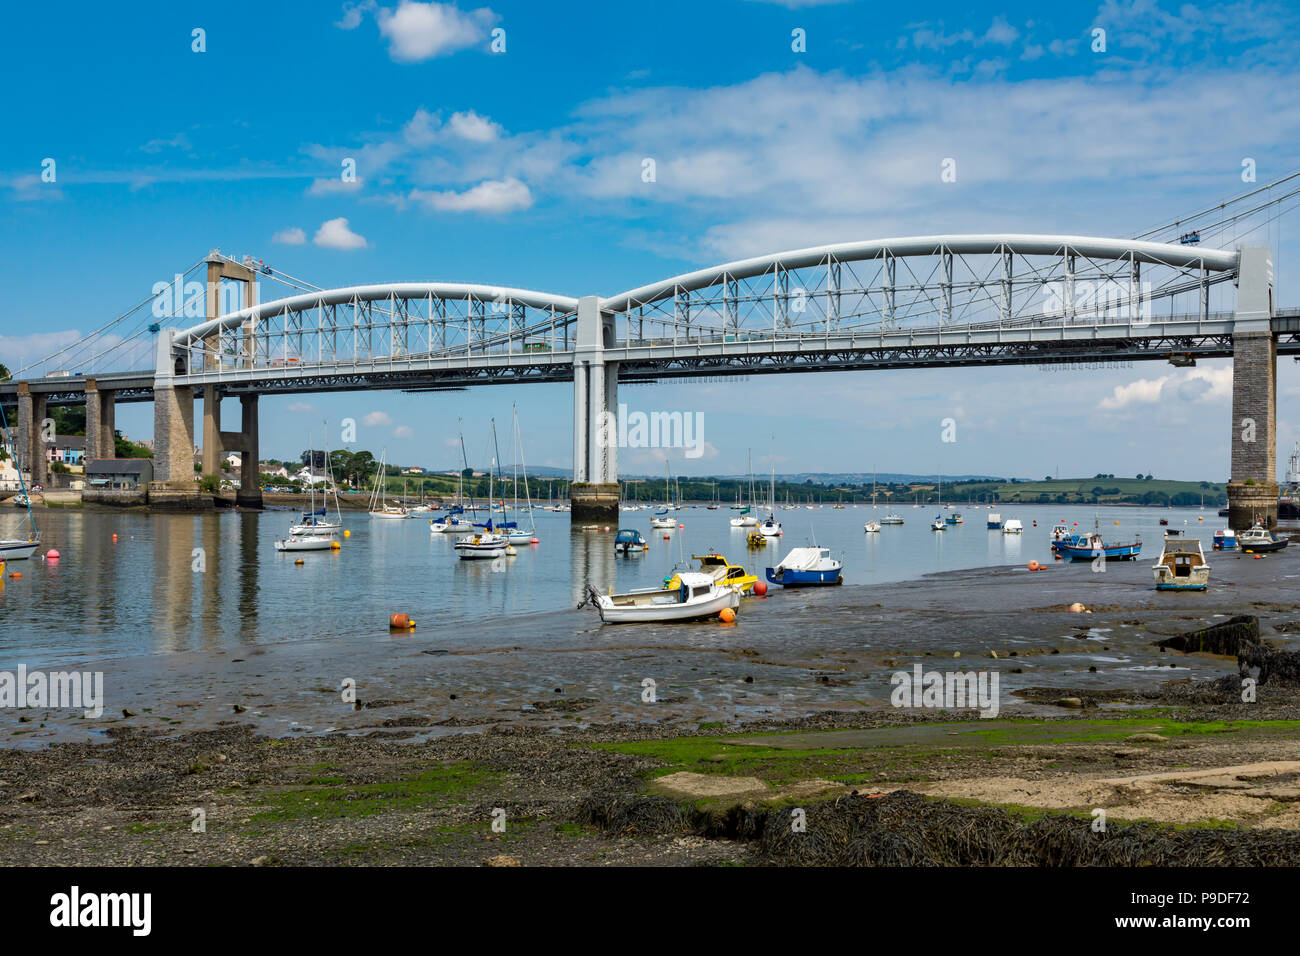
xmin=764 ymin=567 xmax=843 ymax=587
xmin=1056 ymin=542 xmax=1142 ymax=561
xmin=274 ymin=537 xmax=336 ymax=552
xmin=0 ymin=539 xmax=39 ymax=561
xmin=596 ymin=587 xmax=739 ymax=623
xmin=1240 ymin=540 xmax=1287 ymax=553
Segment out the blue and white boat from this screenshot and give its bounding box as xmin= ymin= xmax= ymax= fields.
xmin=987 ymin=512 xmax=1002 ymax=529
xmin=1054 ymin=531 xmax=1142 ymax=562
xmin=1212 ymin=528 xmax=1238 ymax=551
xmin=614 ymin=529 xmax=648 ymax=554
xmin=765 ymin=546 xmax=843 ymax=587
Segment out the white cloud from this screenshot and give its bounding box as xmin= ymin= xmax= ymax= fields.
xmin=394 ymin=425 xmax=414 ymax=438
xmin=448 ymin=110 xmax=501 ymax=142
xmin=1099 ymin=367 xmax=1232 ymax=410
xmin=337 ymin=0 xmax=376 ymax=29
xmin=308 ymin=177 xmax=362 ymax=195
xmin=313 ymin=217 xmax=368 ymax=249
xmin=375 ymin=2 xmax=498 ymax=62
xmin=408 ymin=177 xmax=532 ymax=213
xmin=273 ymin=227 xmax=307 ymax=245
xmin=7 ymin=174 xmax=62 ymax=202
xmin=363 ymin=411 xmax=393 ymax=426
xmin=286 ymin=401 xmax=318 ymax=413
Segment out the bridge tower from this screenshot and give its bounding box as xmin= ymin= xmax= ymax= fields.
xmin=150 ymin=253 xmax=262 ymax=508
xmin=1227 ymin=246 xmax=1278 ymax=529
xmin=570 ymin=295 xmax=620 ymax=522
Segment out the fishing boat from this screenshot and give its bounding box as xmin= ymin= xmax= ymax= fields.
xmin=0 ymin=405 xmax=41 ymax=560
xmin=987 ymin=512 xmax=1002 ymax=530
xmin=765 ymin=546 xmax=843 ymax=587
xmin=944 ymin=511 xmax=963 ymax=525
xmin=1212 ymin=528 xmax=1238 ymax=551
xmin=863 ymin=521 xmax=880 ymax=533
xmin=1054 ymin=526 xmax=1142 ymax=561
xmin=880 ymin=512 xmax=904 ymax=525
xmin=1238 ymin=521 xmax=1287 ymax=553
xmin=1153 ymin=538 xmax=1210 ymax=591
xmin=1001 ymin=518 xmax=1023 ymax=534
xmin=666 ymin=553 xmax=758 ymax=593
xmin=614 ymin=528 xmax=648 ymax=554
xmin=579 ymin=572 xmax=740 ymax=624
xmin=368 ymin=449 xmax=409 ymax=518
xmin=931 ymin=516 xmax=945 ymax=531
xmin=12 ymin=492 xmax=30 ymax=508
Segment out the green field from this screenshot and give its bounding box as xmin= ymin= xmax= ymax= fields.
xmin=960 ymin=477 xmax=1225 ymax=507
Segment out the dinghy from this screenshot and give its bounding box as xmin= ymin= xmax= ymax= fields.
xmin=765 ymin=546 xmax=843 ymax=587
xmin=579 ymin=572 xmax=740 ymax=624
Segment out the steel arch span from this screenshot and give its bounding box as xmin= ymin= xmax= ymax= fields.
xmin=164 ymin=235 xmax=1244 ymax=389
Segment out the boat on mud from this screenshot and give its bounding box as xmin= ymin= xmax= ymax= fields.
xmin=1054 ymin=531 xmax=1142 ymax=561
xmin=1152 ymin=537 xmax=1210 ymax=591
xmin=579 ymin=572 xmax=740 ymax=623
xmin=1238 ymin=521 xmax=1287 ymax=554
xmin=666 ymin=552 xmax=757 ymax=593
xmin=765 ymin=546 xmax=843 ymax=587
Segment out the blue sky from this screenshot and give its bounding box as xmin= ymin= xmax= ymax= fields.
xmin=3 ymin=0 xmax=1299 ymax=479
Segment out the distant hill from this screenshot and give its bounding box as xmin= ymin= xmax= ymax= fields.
xmin=624 ymin=472 xmax=1007 ymax=484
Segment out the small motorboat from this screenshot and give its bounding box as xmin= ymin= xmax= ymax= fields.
xmin=666 ymin=552 xmax=757 ymax=593
xmin=1001 ymin=518 xmax=1023 ymax=534
xmin=746 ymin=530 xmax=767 ymax=548
xmin=931 ymin=516 xmax=945 ymax=531
xmin=765 ymin=546 xmax=843 ymax=587
xmin=1212 ymin=528 xmax=1238 ymax=551
xmin=1153 ymin=538 xmax=1210 ymax=591
xmin=863 ymin=521 xmax=881 ymax=533
xmin=987 ymin=512 xmax=1002 ymax=529
xmin=1238 ymin=521 xmax=1287 ymax=554
xmin=12 ymin=492 xmax=30 ymax=508
xmin=579 ymin=572 xmax=740 ymax=624
xmin=1054 ymin=531 xmax=1142 ymax=561
xmin=454 ymin=520 xmax=508 ymax=559
xmin=944 ymin=511 xmax=963 ymax=525
xmin=614 ymin=528 xmax=648 ymax=554
xmin=274 ymin=535 xmax=338 ymax=552
xmin=430 ymin=508 xmax=475 ymax=534
xmin=880 ymin=513 xmax=904 ymax=525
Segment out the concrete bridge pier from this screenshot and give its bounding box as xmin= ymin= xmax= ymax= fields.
xmin=149 ymin=331 xmax=209 ymax=510
xmin=1227 ymin=247 xmax=1278 ymax=530
xmin=14 ymin=382 xmax=48 ymax=488
xmin=203 ymin=392 xmax=262 ymax=508
xmin=83 ymin=378 xmax=117 ymax=461
xmin=569 ymin=295 xmax=620 ymax=523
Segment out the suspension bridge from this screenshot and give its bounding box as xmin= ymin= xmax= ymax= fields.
xmin=3 ymin=174 xmax=1300 ymax=525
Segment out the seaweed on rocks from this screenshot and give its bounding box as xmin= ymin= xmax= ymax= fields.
xmin=1154 ymin=615 xmax=1260 ymax=656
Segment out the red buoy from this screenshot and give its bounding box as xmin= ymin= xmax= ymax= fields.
xmin=753 ymin=581 xmax=768 ymax=596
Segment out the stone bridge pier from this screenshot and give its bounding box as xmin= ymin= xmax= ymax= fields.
xmin=83 ymin=378 xmax=117 ymax=461
xmin=569 ymin=295 xmax=620 ymax=523
xmin=14 ymin=383 xmax=48 ymax=488
xmin=1227 ymin=247 xmax=1279 ymax=530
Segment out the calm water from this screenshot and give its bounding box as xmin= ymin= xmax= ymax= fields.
xmin=0 ymin=502 xmax=1221 ymax=665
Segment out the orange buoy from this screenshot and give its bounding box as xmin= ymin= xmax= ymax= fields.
xmin=389 ymin=613 xmax=416 ymax=629
xmin=718 ymin=607 xmax=736 ymax=623
xmin=1254 ymin=553 xmax=1264 ymax=560
xmin=294 ymin=558 xmax=304 ymax=565
xmin=330 ymin=541 xmax=341 ymax=550
xmin=530 ymin=537 xmax=539 ymax=544
xmin=112 ymin=533 xmax=118 ymax=541
xmin=1027 ymin=560 xmax=1040 ymax=571
xmin=753 ymin=581 xmax=768 ymax=596
xmin=8 ymin=572 xmax=21 ymax=579
xmin=663 ymin=534 xmax=670 ymax=540
xmin=1069 ymin=602 xmax=1086 ymax=613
